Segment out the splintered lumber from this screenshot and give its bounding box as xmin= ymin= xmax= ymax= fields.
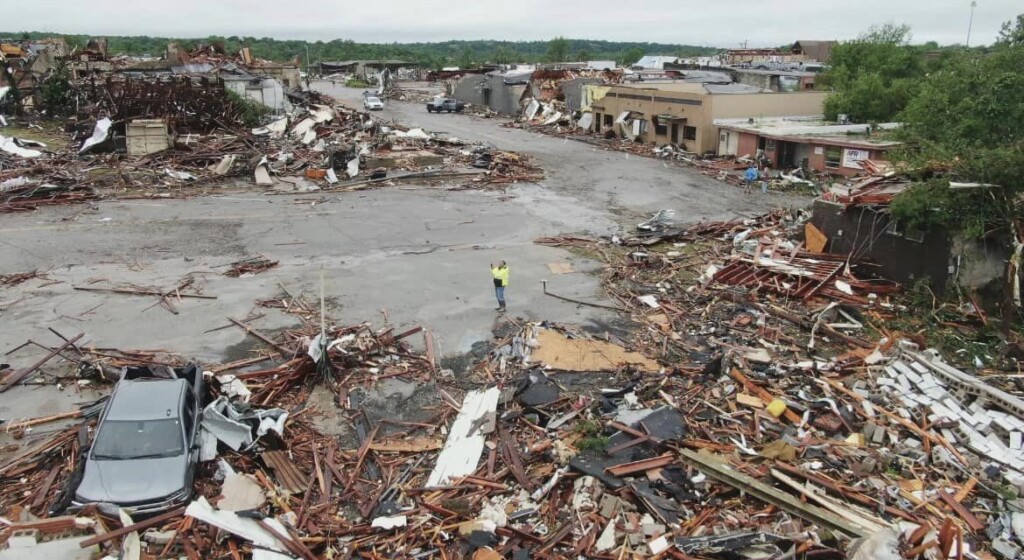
xmin=73 ymin=285 xmax=216 ymax=299
xmin=729 ymin=369 xmax=801 ymax=424
xmin=0 ymin=333 xmax=84 ymax=392
xmin=79 ymin=507 xmax=186 ymax=547
xmin=678 ymin=449 xmax=867 ymax=538
xmin=605 ymin=453 xmax=674 ymax=476
xmin=3 ymin=409 xmax=83 ymax=431
xmin=262 ymin=450 xmax=309 ymax=493
xmin=937 ymin=490 xmax=985 ymax=532
xmin=227 ymin=317 xmax=293 ymax=356
xmin=369 ymin=438 xmax=443 ymax=453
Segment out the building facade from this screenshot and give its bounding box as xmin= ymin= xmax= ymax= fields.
xmin=716 ymin=119 xmax=900 ymax=175
xmin=586 ymin=83 xmax=827 ymax=154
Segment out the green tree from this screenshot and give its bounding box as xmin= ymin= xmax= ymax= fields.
xmin=891 ymin=14 xmax=1024 ymax=319
xmin=621 ymin=47 xmax=644 ymax=67
xmin=457 ymin=47 xmax=475 ymax=69
xmin=821 ymin=24 xmax=923 ymax=122
xmin=575 ymin=49 xmax=591 ymax=62
xmin=493 ymin=46 xmax=514 ymax=64
xmin=39 ymin=61 xmax=74 ymax=116
xmin=999 ymin=14 xmax=1024 ymax=44
xmin=547 ymin=36 xmax=569 ymax=62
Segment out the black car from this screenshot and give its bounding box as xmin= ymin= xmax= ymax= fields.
xmin=73 ymin=365 xmax=203 ymax=515
xmin=426 ymin=98 xmax=465 ymax=113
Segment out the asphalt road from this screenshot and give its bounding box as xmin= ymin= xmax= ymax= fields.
xmin=316 ymin=80 xmax=808 ymax=222
xmin=0 ymin=82 xmax=805 ymax=439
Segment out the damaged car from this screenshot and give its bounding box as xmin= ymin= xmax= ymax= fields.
xmin=73 ymin=364 xmax=203 ymax=515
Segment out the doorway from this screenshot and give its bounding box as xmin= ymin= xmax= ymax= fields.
xmin=776 ymin=141 xmax=799 ymax=169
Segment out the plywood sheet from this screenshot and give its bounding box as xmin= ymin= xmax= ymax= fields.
xmin=805 ymin=223 xmax=828 ymax=253
xmin=546 ymin=262 xmax=574 ymax=274
xmin=530 ymin=329 xmax=660 ymax=372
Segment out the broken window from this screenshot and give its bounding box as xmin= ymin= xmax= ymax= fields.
xmin=683 ymin=126 xmax=697 ymax=141
xmin=824 ymin=146 xmax=842 ymax=168
xmin=654 ymin=121 xmax=668 ymax=136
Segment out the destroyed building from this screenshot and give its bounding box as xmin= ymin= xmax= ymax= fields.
xmin=811 ymin=176 xmax=1009 ymax=294
xmin=585 ymin=82 xmax=828 ymax=153
xmin=319 ymin=60 xmax=419 ymax=80
xmin=715 ymin=117 xmax=901 ymax=173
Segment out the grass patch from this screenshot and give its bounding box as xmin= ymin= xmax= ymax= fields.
xmin=577 ymin=436 xmax=610 ymax=451
xmin=1 ymin=122 xmax=70 ymax=150
xmin=345 ymin=78 xmax=373 ymax=89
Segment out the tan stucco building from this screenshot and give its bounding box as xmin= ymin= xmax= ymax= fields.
xmin=585 ymin=83 xmax=828 ymax=154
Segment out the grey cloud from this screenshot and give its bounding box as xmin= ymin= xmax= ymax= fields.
xmin=7 ymin=0 xmax=1020 ymax=46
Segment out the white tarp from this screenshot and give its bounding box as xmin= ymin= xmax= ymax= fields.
xmin=79 ymin=118 xmax=112 ymax=154
xmin=0 ymin=135 xmax=44 ymax=158
xmin=577 ymin=113 xmax=594 ymax=130
xmin=185 ymin=497 xmax=294 ymax=559
xmin=426 ymin=387 xmax=500 ymax=487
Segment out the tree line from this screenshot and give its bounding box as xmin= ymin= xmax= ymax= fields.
xmin=1 ymin=32 xmax=714 ymax=68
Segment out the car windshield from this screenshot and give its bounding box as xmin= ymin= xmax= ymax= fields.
xmin=367 ymin=97 xmax=381 ymax=103
xmin=92 ymin=419 xmax=184 ymax=460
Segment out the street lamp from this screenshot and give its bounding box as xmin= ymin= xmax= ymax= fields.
xmin=966 ymin=1 xmax=977 ymax=47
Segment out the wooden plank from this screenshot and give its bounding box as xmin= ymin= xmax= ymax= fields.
xmin=31 ymin=464 xmax=61 ymax=510
xmin=679 ymin=449 xmax=867 ymax=538
xmin=937 ymin=490 xmax=984 ymax=532
xmin=228 ymin=318 xmax=292 ymax=356
xmin=79 ymin=507 xmax=186 ymax=547
xmin=605 ymin=453 xmax=674 ymax=476
xmin=262 ymin=450 xmax=308 ymax=494
xmin=368 ymin=438 xmax=443 ymax=453
xmin=953 ymin=477 xmax=977 ymax=503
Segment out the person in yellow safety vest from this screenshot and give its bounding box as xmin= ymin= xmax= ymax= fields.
xmin=490 ymin=261 xmax=509 ymax=312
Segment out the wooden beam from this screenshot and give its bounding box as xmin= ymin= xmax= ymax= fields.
xmin=79 ymin=507 xmax=186 ymax=548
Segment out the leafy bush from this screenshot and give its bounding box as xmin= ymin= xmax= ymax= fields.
xmin=345 ymin=78 xmax=372 ymax=89
xmin=39 ymin=61 xmax=74 ymax=116
xmin=226 ymin=90 xmax=270 ymax=128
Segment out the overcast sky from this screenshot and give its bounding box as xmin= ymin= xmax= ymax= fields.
xmin=7 ymin=0 xmax=1020 ymax=47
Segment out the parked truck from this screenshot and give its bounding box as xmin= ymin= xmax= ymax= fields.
xmin=426 ymin=97 xmax=465 ymax=113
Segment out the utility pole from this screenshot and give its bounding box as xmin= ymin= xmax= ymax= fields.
xmin=966 ymin=1 xmax=977 ymax=47
xmin=304 ymin=42 xmax=311 ymax=89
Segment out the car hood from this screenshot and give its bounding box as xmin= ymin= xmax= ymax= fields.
xmin=77 ymin=454 xmax=189 ymax=504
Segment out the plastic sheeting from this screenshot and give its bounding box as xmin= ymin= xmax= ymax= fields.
xmin=79 ymin=118 xmax=112 ymax=154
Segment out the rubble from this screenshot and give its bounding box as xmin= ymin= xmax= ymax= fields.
xmin=2 ymin=39 xmax=1022 ymax=560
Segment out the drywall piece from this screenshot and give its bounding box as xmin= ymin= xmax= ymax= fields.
xmin=426 ymin=387 xmax=500 ymax=487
